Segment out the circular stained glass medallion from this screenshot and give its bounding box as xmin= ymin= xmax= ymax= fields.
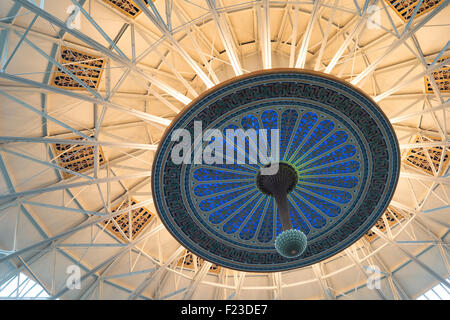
xmin=152 ymin=69 xmax=400 ymax=272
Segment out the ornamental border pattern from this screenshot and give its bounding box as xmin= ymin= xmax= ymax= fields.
xmin=152 ymin=70 xmax=400 ymax=272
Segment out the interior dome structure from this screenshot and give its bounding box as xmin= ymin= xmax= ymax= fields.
xmin=0 ymin=0 xmax=449 ymax=300
xmin=152 ymin=69 xmax=400 ymax=272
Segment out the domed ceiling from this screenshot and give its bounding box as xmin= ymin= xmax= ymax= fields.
xmin=0 ymin=0 xmax=448 ymax=300
xmin=153 ymin=69 xmax=400 ymax=272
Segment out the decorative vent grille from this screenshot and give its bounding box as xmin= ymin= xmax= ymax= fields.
xmin=51 ymin=46 xmax=105 ymax=90
xmin=177 ymin=250 xmax=221 ymax=274
xmin=104 ymin=197 xmax=154 ymax=241
xmin=365 ymin=207 xmax=405 ymax=241
xmin=424 ymin=54 xmax=449 ymax=93
xmin=52 ymin=136 xmax=106 ymax=179
xmin=102 ymin=0 xmax=150 ymax=18
xmin=385 ymin=0 xmax=445 ymax=22
xmin=403 ymin=135 xmax=450 ymax=175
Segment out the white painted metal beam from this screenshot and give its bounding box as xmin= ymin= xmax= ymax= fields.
xmin=295 ymin=0 xmax=321 ymax=68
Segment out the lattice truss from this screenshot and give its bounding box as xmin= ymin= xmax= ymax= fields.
xmin=365 ymin=207 xmax=406 ymax=241
xmin=403 ymin=135 xmax=450 ymax=175
xmin=51 ymin=46 xmax=106 ymax=90
xmin=1 ymin=0 xmax=450 ymax=301
xmin=52 ymin=137 xmax=106 ymax=179
xmin=102 ymin=0 xmax=150 ymax=18
xmin=385 ymin=0 xmax=446 ymax=22
xmin=103 ymin=197 xmax=154 ymax=241
xmin=424 ymin=54 xmax=450 ymax=93
xmin=178 ymin=250 xmax=221 ymax=274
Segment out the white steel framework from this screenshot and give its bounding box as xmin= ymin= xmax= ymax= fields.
xmin=0 ymin=0 xmax=448 ymax=300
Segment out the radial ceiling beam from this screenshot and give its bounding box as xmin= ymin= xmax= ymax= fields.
xmin=0 ymin=89 xmax=91 ymax=140
xmin=0 ymin=30 xmax=10 ymax=71
xmin=312 ymin=263 xmax=335 ymax=300
xmin=272 ymin=272 xmax=283 ymax=299
xmin=399 ymin=140 xmax=450 ymax=149
xmin=0 ymin=3 xmax=22 ymax=71
xmin=14 ymin=30 xmax=104 ymax=100
xmin=374 ymin=57 xmax=450 ymax=102
xmin=0 ymin=195 xmax=156 ymax=265
xmin=255 ymin=0 xmax=271 ymax=69
xmin=0 ymin=136 xmax=158 ymax=151
xmin=22 ymin=199 xmax=147 ymax=217
xmin=0 ymin=243 xmax=50 ymax=290
xmin=360 ymin=238 xmax=410 ymax=300
xmin=15 ymin=256 xmax=52 ymax=296
xmin=51 ymin=224 xmax=164 ymax=299
xmin=154 ymin=48 xmax=198 ymax=97
xmin=10 ymin=0 xmax=191 ymax=105
xmin=274 ymin=3 xmax=289 ymax=51
xmin=133 ymin=0 xmax=214 ymax=88
xmin=0 ymin=177 xmax=153 ymax=298
xmin=399 ymin=172 xmax=449 ymax=185
xmin=0 ymin=72 xmax=172 ymax=126
xmin=205 ymin=0 xmax=243 ymax=76
xmin=288 ymin=3 xmax=299 ymax=68
xmin=2 ymin=13 xmax=39 ymax=73
xmin=183 ymin=261 xmax=213 ymax=300
xmin=323 ymin=0 xmax=376 ymax=74
xmin=127 ymin=245 xmax=185 ymax=300
xmin=311 ymin=13 xmax=358 ymax=56
xmin=371 ymin=227 xmax=450 ymax=289
xmin=0 ymin=148 xmax=93 ymax=181
xmin=0 ymin=84 xmax=184 ymax=105
xmin=390 ymin=100 xmax=450 ymax=124
xmin=0 ymin=20 xmax=179 ymax=83
xmin=389 ymin=201 xmax=450 ymax=230
xmin=71 ymin=0 xmax=127 ymax=60
xmin=57 ymin=244 xmax=150 ymax=300
xmin=0 ymin=154 xmax=52 ymax=244
xmin=409 ymin=35 xmax=445 ymax=105
xmin=0 ymin=172 xmax=152 ymax=202
xmin=351 ymin=0 xmax=450 ymax=85
xmin=171 ymin=3 xmax=220 ymax=84
xmin=412 ymin=219 xmax=450 ymax=273
xmin=313 ymin=0 xmax=339 ymax=71
xmin=295 ymin=0 xmax=321 ymax=69
xmin=345 ymin=248 xmax=387 ymax=299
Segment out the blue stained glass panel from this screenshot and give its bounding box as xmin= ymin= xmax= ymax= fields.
xmin=288 ymin=202 xmax=311 ymax=235
xmin=200 ymin=187 xmax=255 ymax=212
xmin=257 ymin=198 xmax=275 ymax=243
xmin=289 ymin=192 xmax=327 ymax=229
xmin=240 ymin=196 xmax=269 ymax=240
xmin=286 ymin=112 xmax=318 ymax=160
xmin=208 ymin=190 xmax=258 ymax=224
xmin=297 ymin=185 xmax=352 ymax=204
xmin=194 ymin=181 xmax=253 ymax=197
xmin=301 ymin=176 xmax=358 ymax=189
xmin=280 ymin=109 xmax=298 ymax=159
xmin=193 ymin=167 xmax=254 ymax=182
xmin=306 ymin=131 xmax=348 ymax=161
xmin=294 ymin=190 xmax=341 ymax=217
xmin=275 ymin=213 xmax=282 ymax=236
xmin=223 ymin=195 xmax=262 ymax=234
xmin=302 ymin=160 xmax=360 ymax=176
xmin=208 ymin=163 xmax=257 ymax=174
xmin=294 ymin=120 xmax=335 ymax=162
xmin=302 ymin=145 xmax=357 ymax=169
xmin=260 ymin=109 xmax=279 ymax=156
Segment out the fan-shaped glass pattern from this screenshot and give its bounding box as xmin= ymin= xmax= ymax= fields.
xmin=191 ymin=107 xmax=361 ymax=243
xmin=153 ymin=70 xmax=400 ymax=272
